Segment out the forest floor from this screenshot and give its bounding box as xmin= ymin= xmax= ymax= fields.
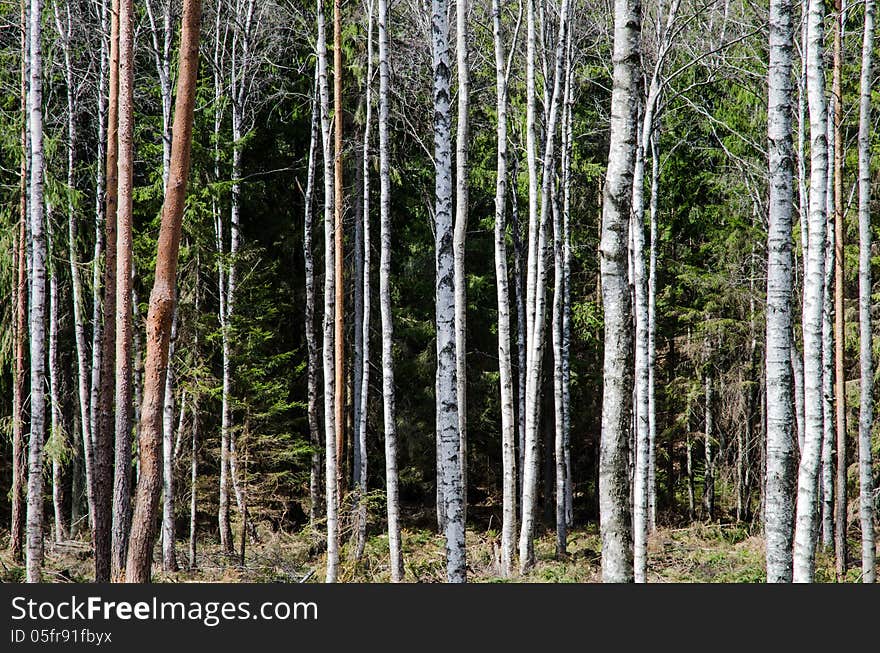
xmin=1 ymin=519 xmax=855 ymax=583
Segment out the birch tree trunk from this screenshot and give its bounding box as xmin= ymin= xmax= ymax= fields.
xmin=492 ymin=0 xmax=516 ymax=577
xmin=632 ymin=124 xmax=650 ymax=581
xmin=517 ymin=0 xmax=537 ymax=536
xmin=11 ymin=0 xmax=28 ymax=563
xmin=764 ymin=0 xmax=796 ymax=582
xmin=162 ymin=308 xmax=180 ymax=572
xmin=212 ymin=3 xmax=234 ymax=554
xmin=304 ymin=70 xmax=322 ymax=527
xmin=88 ymin=0 xmax=109 ymax=537
xmin=189 ymin=395 xmax=199 ymax=568
xmin=25 ymin=0 xmax=47 ymax=582
xmin=831 ymin=0 xmax=847 ymax=581
xmin=520 ymin=0 xmax=569 ymax=571
xmin=146 ymin=0 xmax=173 ymax=194
xmin=112 ymin=0 xmax=136 ymax=581
xmin=793 ymin=0 xmax=829 ymax=582
xmin=126 ymin=0 xmax=202 ymax=582
xmin=599 ymin=0 xmax=640 ymax=583
xmin=686 ymin=391 xmax=695 ymax=520
xmin=553 ymin=17 xmax=574 ymax=560
xmin=433 ymin=0 xmax=466 ymax=582
xmin=646 ymin=131 xmax=659 ymax=533
xmin=353 ymin=0 xmax=374 ymax=560
xmin=703 ymin=371 xmax=715 ymax=519
xmin=562 ymin=51 xmax=574 ymax=531
xmin=48 ymin=224 xmax=67 ymax=543
xmin=317 ymin=0 xmax=339 ymax=583
xmin=454 ymin=0 xmax=470 ymax=525
xmin=856 ymin=0 xmax=876 ymax=583
xmin=224 ymin=0 xmax=258 ymax=547
xmin=188 ymin=264 xmax=202 ymax=568
xmin=378 ymin=0 xmax=403 ymax=581
xmin=821 ymin=172 xmax=835 ymax=550
xmin=333 ymin=0 xmax=346 ymax=508
xmin=11 ymin=207 xmax=27 ymax=563
xmin=793 ymin=6 xmax=808 ymax=457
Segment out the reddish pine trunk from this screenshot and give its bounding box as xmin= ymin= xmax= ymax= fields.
xmin=125 ymin=0 xmax=202 ymax=583
xmin=95 ymin=0 xmax=120 ymax=583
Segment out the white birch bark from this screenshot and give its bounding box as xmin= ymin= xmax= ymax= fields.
xmin=703 ymin=371 xmax=715 ymax=519
xmin=856 ymin=0 xmax=876 ymax=583
xmin=212 ymin=4 xmax=234 ymax=553
xmin=162 ymin=307 xmax=179 ymax=571
xmin=188 ymin=396 xmax=199 ymax=568
xmin=189 ymin=267 xmax=201 ymax=568
xmin=433 ymin=0 xmax=466 ymax=582
xmin=378 ymin=0 xmax=403 ymax=581
xmin=226 ymin=0 xmax=257 ymax=542
xmin=764 ymin=0 xmax=796 ymax=582
xmin=793 ymin=0 xmax=828 ymax=582
xmin=454 ymin=0 xmax=470 ymax=524
xmin=793 ymin=2 xmax=807 ymax=455
xmin=48 ymin=222 xmax=66 ymax=542
xmin=632 ymin=135 xmax=650 ymax=580
xmin=492 ymin=0 xmax=516 ymax=578
xmin=354 ymin=0 xmax=374 ymax=560
xmin=317 ymin=0 xmax=339 ymax=582
xmin=145 ymin=0 xmax=173 ymax=194
xmin=646 ymin=131 xmax=659 ymax=533
xmin=519 ymin=0 xmax=538 ymax=536
xmin=25 ymin=0 xmax=47 ymax=583
xmin=554 ymin=19 xmax=575 ymax=556
xmin=820 ymin=142 xmax=835 ymax=550
xmin=304 ymin=70 xmax=322 ymax=527
xmin=520 ymin=0 xmax=569 ymax=572
xmin=562 ymin=50 xmax=574 ymax=530
xmin=599 ymin=0 xmax=640 ymax=583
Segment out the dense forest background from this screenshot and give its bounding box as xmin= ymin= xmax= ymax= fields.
xmin=0 ymin=0 xmax=877 ymax=582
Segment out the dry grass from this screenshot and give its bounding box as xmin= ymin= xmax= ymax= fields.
xmin=0 ymin=521 xmax=861 ymax=583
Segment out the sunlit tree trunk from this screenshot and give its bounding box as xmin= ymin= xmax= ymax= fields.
xmin=95 ymin=0 xmax=119 ymax=583
xmin=703 ymin=371 xmax=715 ymax=520
xmin=333 ymin=0 xmax=345 ymax=509
xmin=762 ymin=23 xmax=798 ymax=558
xmin=111 ymin=0 xmax=136 ymax=581
xmin=211 ymin=3 xmax=234 ymax=554
xmin=520 ymin=0 xmax=569 ymax=572
xmin=162 ymin=308 xmax=180 ymax=572
xmin=552 ymin=15 xmax=573 ymax=560
xmin=561 ymin=49 xmax=574 ymax=531
xmin=599 ymin=0 xmax=640 ymax=584
xmin=353 ymin=0 xmax=374 ymax=560
xmin=125 ymin=0 xmax=202 ymax=583
xmin=821 ymin=155 xmax=834 ymax=551
xmin=492 ymin=0 xmax=516 ymax=577
xmin=856 ymin=0 xmax=876 ymax=583
xmin=454 ymin=0 xmax=470 ymax=525
xmin=25 ymin=0 xmax=47 ymax=583
xmin=316 ymin=0 xmax=339 ymax=583
xmin=188 ymin=264 xmax=202 ymax=568
xmin=433 ymin=0 xmax=466 ymax=582
xmin=378 ymin=0 xmax=403 ymax=581
xmin=793 ymin=0 xmax=828 ymax=583
xmin=831 ymin=0 xmax=846 ymax=582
